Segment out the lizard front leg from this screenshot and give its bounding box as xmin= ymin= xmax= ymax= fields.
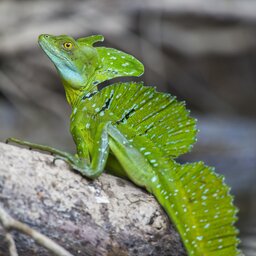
xmin=60 ymin=122 xmax=154 ymax=185
xmin=58 ymin=122 xmax=110 ymax=179
xmin=6 ymin=123 xmax=110 ymax=179
xmin=6 ymin=137 xmax=74 ymax=160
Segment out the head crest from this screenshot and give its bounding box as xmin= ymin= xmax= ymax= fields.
xmin=92 ymin=47 xmax=144 ymax=86
xmin=77 ymin=35 xmax=104 ymax=46
xmin=77 ymin=35 xmax=144 ymax=87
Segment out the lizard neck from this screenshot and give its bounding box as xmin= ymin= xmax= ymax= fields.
xmin=63 ymin=80 xmax=98 ymax=108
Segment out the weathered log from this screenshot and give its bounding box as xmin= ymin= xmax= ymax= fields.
xmin=0 ymin=142 xmax=185 ymax=256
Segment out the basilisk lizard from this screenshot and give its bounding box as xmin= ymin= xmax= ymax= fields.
xmin=7 ymin=34 xmax=240 ymax=255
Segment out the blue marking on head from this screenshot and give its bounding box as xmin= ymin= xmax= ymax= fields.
xmin=57 ymin=63 xmax=84 ymax=88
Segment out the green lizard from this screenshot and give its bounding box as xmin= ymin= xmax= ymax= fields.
xmin=7 ymin=34 xmax=240 ymax=255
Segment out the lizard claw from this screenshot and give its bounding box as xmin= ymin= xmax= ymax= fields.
xmin=53 ymin=156 xmax=69 ymax=165
xmin=52 ymin=154 xmax=83 ymax=167
xmin=52 ymin=155 xmax=92 ymax=178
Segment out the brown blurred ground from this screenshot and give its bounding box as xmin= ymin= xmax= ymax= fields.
xmin=0 ymin=0 xmax=255 ymax=255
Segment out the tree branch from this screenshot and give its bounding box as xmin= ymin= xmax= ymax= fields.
xmin=4 ymin=233 xmax=18 ymax=256
xmin=0 ymin=206 xmax=74 ymax=256
xmin=0 ymin=142 xmax=186 ymax=256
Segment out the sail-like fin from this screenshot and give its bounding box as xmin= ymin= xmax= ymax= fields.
xmin=97 ymin=82 xmax=197 ymax=157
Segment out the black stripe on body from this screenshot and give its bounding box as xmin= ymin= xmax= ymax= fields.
xmin=116 ymin=108 xmax=136 ymax=125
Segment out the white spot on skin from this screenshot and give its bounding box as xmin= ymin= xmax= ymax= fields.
xmin=204 ymin=223 xmax=210 ymax=228
xmin=73 ymin=107 xmax=77 ymax=114
xmin=140 ymin=147 xmax=146 ymax=151
xmin=116 ymin=93 xmax=122 ymax=99
xmin=151 ymin=176 xmax=157 ymax=183
xmin=86 ymin=123 xmax=90 ymax=129
xmin=203 ymin=189 xmax=209 ymax=194
xmin=100 ymin=112 xmax=105 ymax=116
xmin=144 ymin=152 xmax=151 ymax=156
xmin=196 ymin=236 xmax=203 ymax=241
xmin=122 ymin=62 xmax=129 ymax=67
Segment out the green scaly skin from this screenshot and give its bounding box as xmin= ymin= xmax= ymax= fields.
xmin=7 ymin=34 xmax=241 ymax=255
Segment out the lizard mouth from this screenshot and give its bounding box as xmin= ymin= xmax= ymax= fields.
xmin=38 ymin=37 xmax=62 ymax=60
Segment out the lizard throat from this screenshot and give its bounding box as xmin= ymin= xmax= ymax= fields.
xmin=63 ymin=81 xmax=98 ymax=108
xmin=63 ymin=82 xmax=83 ymax=107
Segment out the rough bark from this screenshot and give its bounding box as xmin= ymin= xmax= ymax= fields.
xmin=0 ymin=142 xmax=185 ymax=256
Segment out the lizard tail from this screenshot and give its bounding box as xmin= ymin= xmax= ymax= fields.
xmin=151 ymin=161 xmax=240 ymax=256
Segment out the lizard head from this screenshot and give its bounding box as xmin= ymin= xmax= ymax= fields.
xmin=38 ymin=34 xmax=99 ymax=90
xmin=38 ymin=34 xmax=144 ymax=106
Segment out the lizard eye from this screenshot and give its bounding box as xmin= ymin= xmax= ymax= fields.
xmin=63 ymin=42 xmax=73 ymax=50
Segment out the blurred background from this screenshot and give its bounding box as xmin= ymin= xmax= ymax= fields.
xmin=0 ymin=0 xmax=255 ymax=255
